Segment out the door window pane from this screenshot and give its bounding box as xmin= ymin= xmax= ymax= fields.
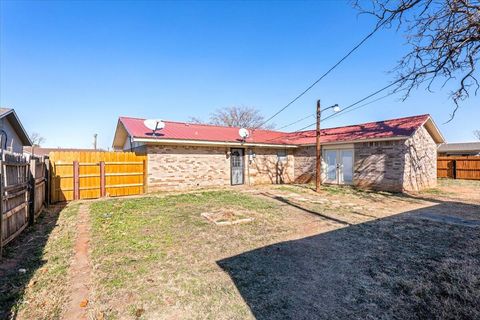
xmin=341 ymin=150 xmax=353 ymax=183
xmin=325 ymin=150 xmax=337 ymax=182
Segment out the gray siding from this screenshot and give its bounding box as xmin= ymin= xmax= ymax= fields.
xmin=0 ymin=117 xmax=25 ymax=154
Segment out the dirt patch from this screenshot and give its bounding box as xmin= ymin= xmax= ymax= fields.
xmin=201 ymin=210 xmax=254 ymax=225
xmin=0 ymin=203 xmax=78 ymax=319
xmin=64 ymin=203 xmax=92 ymax=320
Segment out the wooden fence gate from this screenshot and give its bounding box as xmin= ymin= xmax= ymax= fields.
xmin=49 ymin=151 xmax=147 ymax=203
xmin=437 ymin=156 xmax=480 ymax=180
xmin=0 ymin=152 xmax=48 ymax=252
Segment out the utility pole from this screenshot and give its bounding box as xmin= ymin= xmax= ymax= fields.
xmin=316 ymin=100 xmax=321 ymax=192
xmin=93 ymin=134 xmax=98 ymax=150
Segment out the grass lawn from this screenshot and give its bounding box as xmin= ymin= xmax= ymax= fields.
xmin=1 ymin=179 xmax=479 ymax=319
xmin=89 ymin=191 xmax=290 ymax=319
xmin=0 ymin=203 xmax=80 ymax=319
xmin=87 ymin=185 xmax=480 ymax=319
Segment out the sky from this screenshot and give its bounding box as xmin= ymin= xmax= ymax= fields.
xmin=1 ymin=0 xmax=479 ymax=149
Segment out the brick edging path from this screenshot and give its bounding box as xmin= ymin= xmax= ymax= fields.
xmin=64 ymin=203 xmax=92 ymax=320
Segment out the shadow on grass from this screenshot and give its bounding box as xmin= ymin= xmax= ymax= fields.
xmin=0 ymin=203 xmax=66 ymax=319
xmin=218 ymin=201 xmax=480 ymax=319
xmin=260 ymin=192 xmax=351 ymax=226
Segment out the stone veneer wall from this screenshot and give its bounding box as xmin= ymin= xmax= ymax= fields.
xmin=293 ymin=132 xmax=434 ymax=192
xmin=146 ymin=145 xmax=230 ymax=191
xmin=293 ymin=146 xmax=316 ymax=183
xmin=353 ymin=140 xmax=407 ymax=192
xmin=402 ymin=125 xmax=437 ymax=191
xmin=248 ymin=148 xmax=295 ymax=185
xmin=146 ymin=145 xmax=295 ymax=191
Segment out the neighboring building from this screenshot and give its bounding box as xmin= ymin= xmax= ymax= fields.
xmin=112 ymin=114 xmax=444 ymax=192
xmin=0 ymin=108 xmax=32 ymax=154
xmin=438 ymin=142 xmax=480 ymax=156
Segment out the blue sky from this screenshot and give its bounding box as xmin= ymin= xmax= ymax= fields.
xmin=1 ymin=1 xmax=478 ymax=149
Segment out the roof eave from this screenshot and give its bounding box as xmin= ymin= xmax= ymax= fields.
xmin=1 ymin=109 xmax=33 ymax=146
xmin=112 ymin=119 xmax=131 ymax=149
xmin=420 ymin=116 xmax=445 ymax=144
xmin=132 ymin=137 xmax=298 ymax=148
xmin=297 ymin=136 xmax=410 ymax=146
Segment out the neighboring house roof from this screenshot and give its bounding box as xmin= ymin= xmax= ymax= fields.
xmin=0 ymin=108 xmax=32 ymax=146
xmin=438 ymin=142 xmax=480 ymax=154
xmin=113 ymin=114 xmax=444 ymax=148
xmin=24 ymin=147 xmax=100 ymax=157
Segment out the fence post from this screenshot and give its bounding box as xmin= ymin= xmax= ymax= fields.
xmin=453 ymin=160 xmax=457 ymax=179
xmin=100 ymin=161 xmax=106 ymax=197
xmin=73 ymin=161 xmax=80 ymax=200
xmin=44 ymin=156 xmax=50 ymax=206
xmin=29 ymin=158 xmax=37 ymax=226
xmin=143 ymin=159 xmax=148 ymax=194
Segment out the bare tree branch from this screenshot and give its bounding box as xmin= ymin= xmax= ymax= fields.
xmin=190 ymin=106 xmax=276 ymax=129
xmin=354 ymin=0 xmax=480 ymax=120
xmin=30 ymin=132 xmax=45 ymax=147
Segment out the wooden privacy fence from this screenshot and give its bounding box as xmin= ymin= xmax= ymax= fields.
xmin=49 ymin=151 xmax=147 ymax=203
xmin=0 ymin=152 xmax=48 ymax=252
xmin=437 ymin=156 xmax=480 ymax=180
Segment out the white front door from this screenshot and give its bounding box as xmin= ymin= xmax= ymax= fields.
xmin=323 ymin=149 xmax=354 ymax=185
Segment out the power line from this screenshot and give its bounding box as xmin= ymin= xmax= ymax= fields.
xmin=255 ymin=19 xmax=388 ymax=130
xmin=321 ymin=92 xmax=395 ymax=123
xmin=276 ymin=114 xmax=315 ymax=130
xmin=316 ymin=78 xmax=403 ymax=124
xmin=278 ymin=91 xmax=393 ymax=131
xmin=263 ymin=78 xmax=403 ymax=143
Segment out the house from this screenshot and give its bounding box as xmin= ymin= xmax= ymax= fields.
xmin=438 ymin=142 xmax=480 ymax=156
xmin=0 ymin=108 xmax=32 ymax=154
xmin=112 ymin=114 xmax=444 ymax=192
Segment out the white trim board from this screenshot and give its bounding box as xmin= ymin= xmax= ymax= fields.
xmin=133 ymin=137 xmax=298 ymax=149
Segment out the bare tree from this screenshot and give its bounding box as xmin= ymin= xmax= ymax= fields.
xmin=189 ymin=106 xmax=275 ymax=129
xmin=354 ymin=0 xmax=480 ymax=120
xmin=474 ymin=129 xmax=480 ymax=140
xmin=30 ymin=132 xmax=45 ymax=147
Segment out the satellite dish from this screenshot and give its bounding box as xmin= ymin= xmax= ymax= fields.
xmin=144 ymin=119 xmax=165 ymax=132
xmin=239 ymin=128 xmax=250 ymax=140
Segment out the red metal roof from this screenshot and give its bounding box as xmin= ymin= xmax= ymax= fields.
xmin=283 ymin=114 xmax=431 ymax=145
xmin=118 ymin=114 xmax=430 ymax=146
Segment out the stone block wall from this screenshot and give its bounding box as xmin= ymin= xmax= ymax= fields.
xmin=146 ymin=145 xmax=230 ymax=191
xmin=293 ymin=146 xmax=316 ymax=183
xmin=353 ymin=140 xmax=407 ymax=192
xmin=403 ymin=125 xmax=437 ymax=191
xmin=146 ymin=145 xmax=295 ymax=191
xmin=248 ymin=147 xmax=295 ymax=185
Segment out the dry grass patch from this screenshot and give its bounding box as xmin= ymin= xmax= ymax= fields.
xmin=0 ymin=203 xmax=80 ymax=319
xmin=87 ymin=182 xmax=480 ymax=319
xmin=201 ymin=210 xmax=254 ymax=225
xmin=89 ymin=191 xmax=288 ymax=319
